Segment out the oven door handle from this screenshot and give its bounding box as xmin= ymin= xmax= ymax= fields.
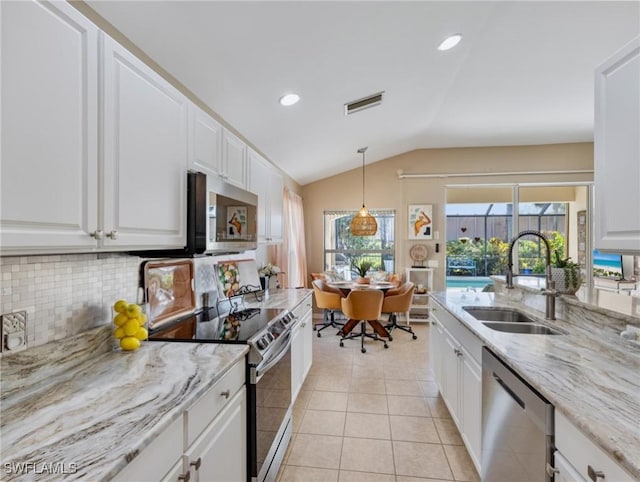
xmin=254 ymin=331 xmax=292 ymax=382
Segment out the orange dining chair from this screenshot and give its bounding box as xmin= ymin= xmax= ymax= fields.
xmin=339 ymin=289 xmax=387 ymax=353
xmin=381 ymin=282 xmax=417 ymax=340
xmin=311 ymin=279 xmax=345 ymax=337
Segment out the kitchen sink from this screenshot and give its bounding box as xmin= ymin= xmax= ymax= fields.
xmin=482 ymin=322 xmax=563 ymax=335
xmin=463 ymin=307 xmax=536 ymax=323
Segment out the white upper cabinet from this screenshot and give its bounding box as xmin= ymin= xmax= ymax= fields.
xmin=0 ymin=1 xmax=99 ymax=252
xmin=102 ymin=35 xmax=188 ymax=249
xmin=248 ymin=149 xmax=283 ymax=244
xmin=189 ymin=105 xmax=223 ymax=176
xmin=594 ymin=36 xmax=640 ymax=253
xmin=221 ymin=129 xmax=248 ymax=188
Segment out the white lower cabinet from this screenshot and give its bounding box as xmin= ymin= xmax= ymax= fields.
xmin=430 ymin=301 xmax=482 ymax=473
xmin=554 ymin=410 xmax=634 ymax=482
xmin=291 ymin=296 xmax=313 ymax=402
xmin=114 ymin=359 xmax=246 ymax=482
xmin=185 ymin=387 xmax=247 ymax=482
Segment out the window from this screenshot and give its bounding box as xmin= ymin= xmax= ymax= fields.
xmin=323 ymin=209 xmax=395 ymax=279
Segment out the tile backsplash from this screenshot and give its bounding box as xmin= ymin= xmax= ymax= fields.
xmin=1 ymin=254 xmax=141 ymax=350
xmin=0 ymin=248 xmax=269 ymax=352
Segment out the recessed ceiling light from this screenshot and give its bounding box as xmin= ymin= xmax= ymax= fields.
xmin=437 ymin=34 xmax=462 ymax=51
xmin=279 ymin=93 xmax=300 ymax=106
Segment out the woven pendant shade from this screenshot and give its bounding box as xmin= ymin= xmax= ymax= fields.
xmin=350 ymin=147 xmax=378 ymax=236
xmin=350 ymin=205 xmax=378 ymax=236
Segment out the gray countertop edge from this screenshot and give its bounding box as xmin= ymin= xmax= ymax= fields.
xmin=430 ymin=291 xmax=640 ymax=480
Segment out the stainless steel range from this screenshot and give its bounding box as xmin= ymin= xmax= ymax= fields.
xmin=149 ymin=306 xmax=297 ymax=482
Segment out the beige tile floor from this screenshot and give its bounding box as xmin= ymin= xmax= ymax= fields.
xmin=276 ymin=322 xmax=480 ymax=482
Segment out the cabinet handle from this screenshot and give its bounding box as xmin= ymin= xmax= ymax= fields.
xmin=178 ymin=470 xmax=191 ymax=482
xmin=190 ymin=457 xmax=202 ymax=470
xmin=106 ymin=230 xmax=118 ymax=240
xmin=220 ymin=389 xmax=230 ymax=399
xmin=90 ymin=230 xmax=104 ymax=240
xmin=545 ymin=463 xmax=559 ymax=478
xmin=587 ymin=465 xmax=605 ymax=481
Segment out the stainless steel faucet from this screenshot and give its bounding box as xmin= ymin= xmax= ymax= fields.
xmin=506 ymin=230 xmax=558 ymax=320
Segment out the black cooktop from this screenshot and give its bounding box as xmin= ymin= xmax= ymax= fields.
xmin=149 ymin=307 xmax=286 ymax=343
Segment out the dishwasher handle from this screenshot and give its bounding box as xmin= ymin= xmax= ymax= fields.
xmin=493 ymin=372 xmax=525 ymax=409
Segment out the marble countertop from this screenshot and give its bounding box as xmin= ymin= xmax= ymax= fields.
xmin=0 ymin=326 xmax=249 ymax=481
xmin=492 ymin=275 xmax=640 ymax=322
xmin=431 ymin=290 xmax=640 ymax=479
xmin=244 ymin=287 xmax=312 ymax=311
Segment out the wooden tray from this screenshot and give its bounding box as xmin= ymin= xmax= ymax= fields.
xmin=142 ymin=259 xmax=195 ymax=330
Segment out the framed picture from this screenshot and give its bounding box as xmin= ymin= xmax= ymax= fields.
xmin=408 ymin=204 xmax=433 ymax=240
xmin=227 ymin=206 xmax=247 ymax=238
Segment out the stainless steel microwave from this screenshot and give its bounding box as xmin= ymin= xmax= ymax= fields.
xmin=200 ymin=172 xmax=258 ymax=253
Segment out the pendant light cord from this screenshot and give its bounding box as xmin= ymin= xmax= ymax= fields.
xmin=358 ymin=146 xmax=368 ymax=208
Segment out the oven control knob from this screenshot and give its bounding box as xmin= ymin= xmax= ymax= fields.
xmin=257 ymin=337 xmax=268 ymax=350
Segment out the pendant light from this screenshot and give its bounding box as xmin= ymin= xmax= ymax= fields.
xmin=349 ymin=147 xmax=378 ymax=236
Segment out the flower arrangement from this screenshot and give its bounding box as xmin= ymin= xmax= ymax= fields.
xmin=258 ymin=263 xmax=282 ymax=277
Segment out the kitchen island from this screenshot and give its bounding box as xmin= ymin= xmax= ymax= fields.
xmin=430 ymin=284 xmax=640 ymax=480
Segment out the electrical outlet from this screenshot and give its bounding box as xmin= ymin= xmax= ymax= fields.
xmin=1 ymin=311 xmax=27 ymax=352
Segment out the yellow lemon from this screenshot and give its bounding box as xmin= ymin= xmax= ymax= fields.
xmin=123 ymin=319 xmax=140 ymax=337
xmin=113 ymin=313 xmax=129 ymax=327
xmin=114 ymin=327 xmax=125 ymax=339
xmin=138 ymin=313 xmax=147 ymax=326
xmin=125 ymin=303 xmax=142 ymax=319
xmin=135 ymin=327 xmax=148 ymax=341
xmin=120 ymin=336 xmax=141 ymax=351
xmin=113 ymin=299 xmax=129 ymax=314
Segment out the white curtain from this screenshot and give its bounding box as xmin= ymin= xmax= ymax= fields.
xmin=276 ymin=188 xmax=308 ymax=288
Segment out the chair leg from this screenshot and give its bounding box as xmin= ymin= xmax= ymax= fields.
xmin=316 ymin=309 xmax=345 ymax=337
xmin=384 ymin=312 xmax=417 ymax=340
xmin=340 ymin=320 xmax=388 ymax=352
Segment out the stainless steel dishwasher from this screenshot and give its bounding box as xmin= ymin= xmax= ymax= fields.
xmin=482 ymin=347 xmax=554 ymax=482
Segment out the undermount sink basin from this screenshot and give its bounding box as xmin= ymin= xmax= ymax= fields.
xmin=482 ymin=322 xmax=563 ymax=335
xmin=463 ymin=306 xmax=536 ymax=323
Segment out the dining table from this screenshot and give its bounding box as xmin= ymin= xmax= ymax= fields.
xmin=326 ymin=280 xmax=397 ymax=338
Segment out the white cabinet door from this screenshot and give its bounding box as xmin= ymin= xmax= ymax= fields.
xmin=594 ymin=37 xmax=640 ymax=253
xmin=442 ymin=333 xmax=461 ymax=426
xmin=248 ymin=149 xmax=283 ymax=244
xmin=429 ymin=318 xmax=444 ymax=393
xmin=460 ymin=347 xmax=482 ymax=471
xmin=221 ymin=129 xmax=247 ymax=188
xmin=189 ymin=105 xmax=223 ymax=177
xmin=186 ymin=386 xmax=247 ymax=482
xmin=302 ymin=308 xmax=314 ymax=381
xmin=113 ymin=416 xmax=183 ymax=482
xmin=268 ymin=168 xmax=284 ymax=244
xmin=102 ymin=34 xmax=188 ymax=249
xmin=0 ymin=0 xmax=99 ymax=252
xmin=291 ymin=322 xmax=304 ymax=402
xmin=553 ymin=452 xmax=588 ymax=482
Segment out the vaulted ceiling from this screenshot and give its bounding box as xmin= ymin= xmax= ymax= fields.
xmin=86 ymin=1 xmax=640 ymax=185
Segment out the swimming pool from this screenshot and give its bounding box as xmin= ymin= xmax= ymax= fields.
xmin=446 ymin=276 xmax=493 ymax=290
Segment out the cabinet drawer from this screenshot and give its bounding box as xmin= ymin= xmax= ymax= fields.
xmin=113 ymin=416 xmax=183 ymax=482
xmin=292 ymin=296 xmax=312 ymax=319
xmin=186 ymin=359 xmax=245 ymax=446
xmin=556 ymin=411 xmax=634 ymax=482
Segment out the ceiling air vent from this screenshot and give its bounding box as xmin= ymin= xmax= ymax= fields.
xmin=344 ymin=91 xmax=385 ymax=115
